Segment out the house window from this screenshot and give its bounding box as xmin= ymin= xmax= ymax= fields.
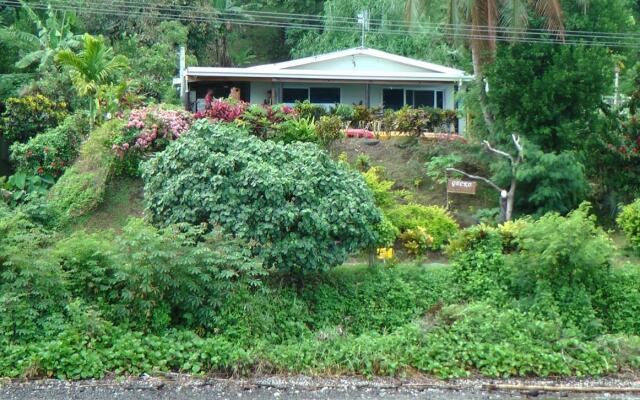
xmin=385 ymin=88 xmax=445 ymax=109
xmin=282 ymin=87 xmax=341 ymax=104
xmin=383 ymin=89 xmax=404 ymax=111
xmin=310 ymin=87 xmax=340 ymax=104
xmin=282 ymin=88 xmax=308 ymax=103
xmin=406 ymin=89 xmax=444 ymax=108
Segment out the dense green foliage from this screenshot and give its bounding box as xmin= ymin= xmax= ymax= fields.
xmin=10 ymin=113 xmax=89 ymax=177
xmin=289 ymin=0 xmax=463 ymax=69
xmin=485 ymin=44 xmax=611 ymax=152
xmin=143 ymin=121 xmax=380 ymax=273
xmin=273 ymin=117 xmax=318 ymax=144
xmin=387 ymin=204 xmax=458 ymax=251
xmin=1 ymin=95 xmax=68 ymax=144
xmin=449 ymin=204 xmax=624 ymax=338
xmin=617 ymin=199 xmax=640 ymax=251
xmin=497 ymin=148 xmax=591 ymax=216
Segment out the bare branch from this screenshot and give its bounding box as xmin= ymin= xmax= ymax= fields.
xmin=483 ymin=140 xmax=515 ymax=164
xmin=446 ymin=168 xmax=503 ymax=193
xmin=511 ymin=134 xmax=522 ymax=151
xmin=511 ymin=134 xmax=524 ymax=163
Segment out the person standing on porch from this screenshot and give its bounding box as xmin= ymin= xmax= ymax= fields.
xmin=204 ymin=89 xmax=214 ymax=110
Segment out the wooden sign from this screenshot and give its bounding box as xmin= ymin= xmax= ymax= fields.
xmin=447 ymin=179 xmax=477 ymax=195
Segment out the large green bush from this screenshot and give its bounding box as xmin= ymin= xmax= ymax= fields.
xmin=510 ymin=149 xmax=590 ymax=216
xmin=509 ymin=204 xmax=612 ymax=335
xmin=596 ymin=267 xmax=640 ymax=335
xmin=0 ymin=95 xmax=68 ymax=144
xmin=142 ymin=120 xmax=380 ymax=273
xmin=0 ymin=209 xmax=67 ymax=342
xmin=387 ymin=204 xmax=458 ymax=251
xmin=510 ymin=203 xmax=612 ymax=296
xmin=617 ymin=199 xmax=640 ymax=251
xmin=54 ymin=219 xmax=267 ymax=332
xmin=10 ymin=113 xmax=89 ymax=177
xmin=448 ymin=225 xmax=510 ymax=300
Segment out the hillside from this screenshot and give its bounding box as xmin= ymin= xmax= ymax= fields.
xmin=334 ymin=137 xmax=495 ymax=226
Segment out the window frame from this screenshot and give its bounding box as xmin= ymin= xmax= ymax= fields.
xmin=282 ymin=86 xmax=342 ymax=105
xmin=383 ymin=88 xmax=446 ymax=109
xmin=282 ymin=87 xmax=310 ymax=103
xmin=309 ymin=87 xmax=341 ymax=104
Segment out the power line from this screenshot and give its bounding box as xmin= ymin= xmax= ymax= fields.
xmin=75 ymin=0 xmax=640 ymax=42
xmin=48 ymin=0 xmax=640 ymax=40
xmin=1 ymin=0 xmax=639 ymax=48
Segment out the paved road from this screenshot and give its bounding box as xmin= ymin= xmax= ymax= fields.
xmin=1 ymin=375 xmax=640 ymax=400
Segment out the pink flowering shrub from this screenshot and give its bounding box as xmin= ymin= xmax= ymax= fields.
xmin=112 ymin=105 xmax=194 ymax=157
xmin=195 ymin=99 xmax=247 ymax=122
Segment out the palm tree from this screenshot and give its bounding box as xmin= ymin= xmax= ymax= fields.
xmin=56 ymin=34 xmax=128 ymax=129
xmin=405 ymin=0 xmax=568 ymax=132
xmin=0 ymin=0 xmax=82 ymax=72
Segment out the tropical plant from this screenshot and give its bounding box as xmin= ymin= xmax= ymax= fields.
xmin=10 ymin=113 xmax=89 ymax=177
xmin=56 ymin=34 xmax=128 ymax=129
xmin=273 ymin=117 xmax=317 ymax=144
xmin=387 ymin=203 xmax=459 ymax=250
xmin=0 ymin=1 xmax=82 ymax=72
xmin=294 ymin=100 xmax=326 ymax=120
xmin=617 ymin=199 xmax=640 ymax=251
xmin=509 ymin=203 xmax=612 ymax=335
xmin=316 ymin=115 xmax=344 ymax=147
xmin=142 ymin=121 xmax=380 ymax=274
xmin=0 ymin=171 xmax=54 ymax=206
xmin=0 ymin=94 xmax=67 ymax=144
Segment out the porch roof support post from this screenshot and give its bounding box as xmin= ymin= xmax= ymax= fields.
xmin=365 ymin=83 xmax=370 ymax=107
xmin=179 ymin=46 xmax=189 ymax=111
xmin=271 ymin=80 xmax=275 ymax=105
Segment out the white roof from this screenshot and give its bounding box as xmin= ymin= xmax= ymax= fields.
xmin=186 ymin=47 xmax=472 ymax=83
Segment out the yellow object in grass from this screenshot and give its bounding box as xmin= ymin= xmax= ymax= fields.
xmin=376 ymin=247 xmax=394 ymax=260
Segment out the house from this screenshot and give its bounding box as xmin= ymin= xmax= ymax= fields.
xmin=179 ymin=47 xmax=473 ymax=133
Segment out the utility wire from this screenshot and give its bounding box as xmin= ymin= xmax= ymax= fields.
xmin=0 ymin=0 xmax=624 ymax=43
xmin=1 ymin=0 xmax=639 ymax=48
xmin=75 ymin=0 xmax=640 ymax=41
xmin=42 ymin=0 xmax=640 ymax=40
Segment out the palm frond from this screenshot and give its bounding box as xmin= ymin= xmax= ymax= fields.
xmin=56 ymin=49 xmax=86 ymax=71
xmin=96 ymin=55 xmax=128 ymax=84
xmin=500 ymin=0 xmax=528 ymax=39
xmin=69 ymin=70 xmax=94 ymax=96
xmin=531 ymin=0 xmax=565 ymax=39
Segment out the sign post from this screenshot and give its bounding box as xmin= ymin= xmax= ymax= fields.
xmin=447 ymin=179 xmax=478 ymax=195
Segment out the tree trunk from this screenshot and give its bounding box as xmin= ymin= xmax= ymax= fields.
xmin=470 ymin=41 xmax=495 ymax=135
xmin=89 ymin=95 xmax=95 ymax=132
xmin=505 ymin=180 xmax=516 ymax=221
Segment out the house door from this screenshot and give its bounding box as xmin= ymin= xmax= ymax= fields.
xmin=382 ymin=89 xmax=404 ymax=110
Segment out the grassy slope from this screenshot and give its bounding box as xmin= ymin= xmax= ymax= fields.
xmin=332 ymin=138 xmax=494 ymax=226
xmin=66 ymin=176 xmax=144 ymax=234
